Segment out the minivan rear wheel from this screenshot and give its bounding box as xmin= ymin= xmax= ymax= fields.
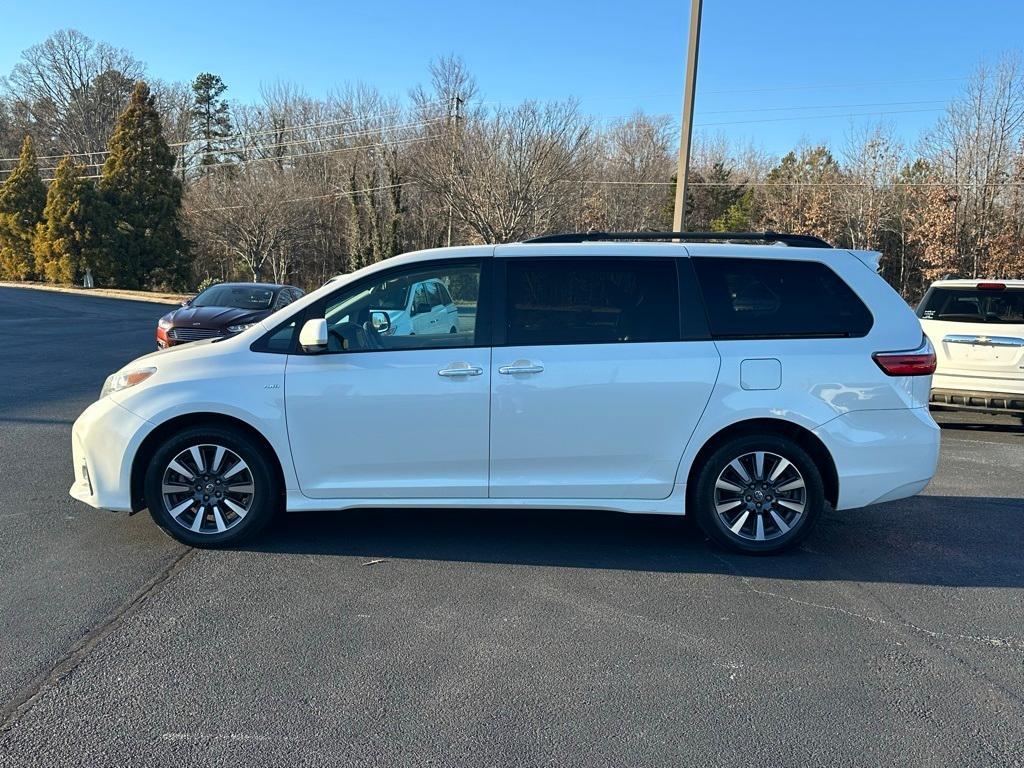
xmin=693 ymin=435 xmax=824 ymax=554
xmin=144 ymin=425 xmax=277 ymax=548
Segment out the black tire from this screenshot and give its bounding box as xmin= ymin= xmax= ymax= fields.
xmin=692 ymin=434 xmax=824 ymax=555
xmin=144 ymin=425 xmax=278 ymax=548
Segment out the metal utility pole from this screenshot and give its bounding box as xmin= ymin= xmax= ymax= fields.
xmin=672 ymin=0 xmax=703 ymax=232
xmin=446 ymin=94 xmax=463 ymax=247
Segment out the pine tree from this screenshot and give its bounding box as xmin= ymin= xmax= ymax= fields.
xmin=99 ymin=81 xmax=188 ymax=289
xmin=33 ymin=157 xmax=105 ymax=284
xmin=711 ymin=190 xmax=756 ymax=232
xmin=191 ymin=73 xmax=234 ymax=171
xmin=0 ymin=135 xmax=46 ymax=280
xmin=686 ymin=162 xmax=745 ymax=231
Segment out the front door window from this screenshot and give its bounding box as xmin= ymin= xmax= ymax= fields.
xmin=322 ymin=263 xmax=481 ymax=352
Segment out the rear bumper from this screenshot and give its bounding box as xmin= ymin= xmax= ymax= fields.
xmin=930 ymin=388 xmax=1024 ymax=415
xmin=813 ymin=407 xmax=940 ymax=510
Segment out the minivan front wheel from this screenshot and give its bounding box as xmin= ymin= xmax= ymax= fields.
xmin=693 ymin=435 xmax=824 ymax=554
xmin=144 ymin=426 xmax=277 ymax=547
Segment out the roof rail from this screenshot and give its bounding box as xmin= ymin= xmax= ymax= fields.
xmin=524 ymin=231 xmax=833 ymax=248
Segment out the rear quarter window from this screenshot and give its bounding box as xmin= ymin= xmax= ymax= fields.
xmin=693 ymin=257 xmax=873 ymax=339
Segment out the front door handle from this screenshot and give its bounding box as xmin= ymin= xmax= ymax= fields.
xmin=438 ymin=363 xmax=483 ymax=377
xmin=498 ymin=360 xmax=544 ymax=375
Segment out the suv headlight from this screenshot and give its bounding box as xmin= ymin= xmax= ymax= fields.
xmin=158 ymin=316 xmax=173 ymax=330
xmin=101 ymin=367 xmax=156 ymax=399
xmin=226 ymin=322 xmax=257 ymax=333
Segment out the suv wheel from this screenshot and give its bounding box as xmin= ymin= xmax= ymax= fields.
xmin=144 ymin=426 xmax=278 ymax=548
xmin=693 ymin=435 xmax=824 ymax=554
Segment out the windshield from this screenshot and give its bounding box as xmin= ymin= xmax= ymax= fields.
xmin=191 ymin=285 xmax=275 ymax=310
xmin=918 ymin=287 xmax=1024 ymax=324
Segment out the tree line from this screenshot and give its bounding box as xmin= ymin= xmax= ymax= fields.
xmin=1 ymin=29 xmax=1022 ymax=299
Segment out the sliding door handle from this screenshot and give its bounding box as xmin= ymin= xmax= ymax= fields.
xmin=498 ymin=361 xmax=544 ymax=375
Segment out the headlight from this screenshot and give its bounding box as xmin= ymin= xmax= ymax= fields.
xmin=101 ymin=367 xmax=156 ymax=399
xmin=226 ymin=322 xmax=257 ymax=333
xmin=158 ymin=317 xmax=173 ymax=330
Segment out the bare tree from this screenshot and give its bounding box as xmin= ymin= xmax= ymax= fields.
xmin=594 ymin=112 xmax=673 ymax=231
xmin=413 ymin=99 xmax=592 ymax=242
xmin=3 ymin=29 xmax=144 ymax=164
xmin=922 ymin=55 xmax=1024 ymax=276
xmin=151 ymin=79 xmax=194 ymax=180
xmin=186 ymin=168 xmax=312 ymax=283
xmin=7 ymin=29 xmax=1010 ymax=297
xmin=840 ymin=123 xmax=904 ymax=252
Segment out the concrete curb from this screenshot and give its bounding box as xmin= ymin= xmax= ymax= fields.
xmin=0 ymin=281 xmax=187 ymax=305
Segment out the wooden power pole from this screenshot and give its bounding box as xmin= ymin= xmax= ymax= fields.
xmin=672 ymin=0 xmax=703 ymax=232
xmin=446 ymin=95 xmax=463 ymax=248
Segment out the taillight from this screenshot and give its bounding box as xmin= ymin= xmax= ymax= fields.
xmin=977 ymin=282 xmax=1005 ymax=290
xmin=873 ymin=336 xmax=936 ymax=376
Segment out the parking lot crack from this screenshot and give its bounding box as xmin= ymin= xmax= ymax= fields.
xmin=0 ymin=547 xmax=194 ymax=735
xmin=710 ymin=553 xmax=1024 ymax=654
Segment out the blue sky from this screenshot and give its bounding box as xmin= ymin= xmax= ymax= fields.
xmin=1 ymin=0 xmax=1022 ymax=155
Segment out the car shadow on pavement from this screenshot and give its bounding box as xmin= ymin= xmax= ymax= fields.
xmin=242 ymin=494 xmax=1024 ymax=588
xmin=932 ymin=410 xmax=1024 ymax=435
xmin=937 ymin=421 xmax=1024 ymax=436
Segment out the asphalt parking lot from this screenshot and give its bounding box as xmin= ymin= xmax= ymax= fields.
xmin=0 ymin=285 xmax=1022 ymax=767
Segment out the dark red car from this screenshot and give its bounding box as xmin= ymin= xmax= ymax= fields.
xmin=156 ymin=282 xmax=304 ymax=348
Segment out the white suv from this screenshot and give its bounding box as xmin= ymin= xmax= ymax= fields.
xmin=70 ymin=232 xmax=940 ymax=554
xmin=918 ymin=279 xmax=1024 ymax=420
xmin=360 ymin=277 xmax=462 ymax=340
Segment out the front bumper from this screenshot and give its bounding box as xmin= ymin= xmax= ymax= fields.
xmin=70 ymin=397 xmax=153 ymax=512
xmin=813 ymin=407 xmax=940 ymax=510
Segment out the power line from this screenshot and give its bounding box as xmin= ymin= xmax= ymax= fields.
xmin=0 ymin=102 xmax=449 ymax=165
xmin=190 ymin=181 xmax=419 ymax=213
xmin=12 ymin=117 xmax=447 ymax=175
xmin=12 ymin=100 xmax=957 ymax=175
xmin=698 ymin=99 xmax=947 ymax=116
xmin=181 ymin=119 xmax=442 ymax=162
xmin=689 ymin=181 xmax=1023 ymax=187
xmin=38 ymin=135 xmax=438 ymax=182
xmin=524 ymin=76 xmax=968 ymax=106
xmin=700 ymin=76 xmax=968 ymax=96
xmin=695 ymin=106 xmax=944 ymax=127
xmin=188 ymin=101 xmax=446 ymax=146
xmin=557 ymin=179 xmax=1020 ymax=188
xmin=1 ymin=83 xmax=970 ymax=171
xmin=2 ymin=80 xmax=968 ymax=168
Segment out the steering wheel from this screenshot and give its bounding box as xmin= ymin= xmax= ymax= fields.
xmin=328 ymin=322 xmax=368 ymax=352
xmin=360 ymin=319 xmax=385 ymax=350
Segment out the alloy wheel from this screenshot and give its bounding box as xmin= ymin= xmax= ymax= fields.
xmin=713 ymin=450 xmax=806 ymax=542
xmin=160 ymin=444 xmax=255 ymax=535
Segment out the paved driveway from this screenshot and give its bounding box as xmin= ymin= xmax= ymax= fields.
xmin=0 ymin=286 xmax=1021 ymax=767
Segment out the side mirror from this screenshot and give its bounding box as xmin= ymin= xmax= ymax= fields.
xmin=181 ymin=297 xmax=192 ymax=307
xmin=369 ymin=310 xmax=391 ymax=334
xmin=299 ymin=318 xmax=329 ymax=353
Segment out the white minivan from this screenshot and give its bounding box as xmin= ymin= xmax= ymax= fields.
xmin=70 ymin=232 xmax=940 ymax=554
